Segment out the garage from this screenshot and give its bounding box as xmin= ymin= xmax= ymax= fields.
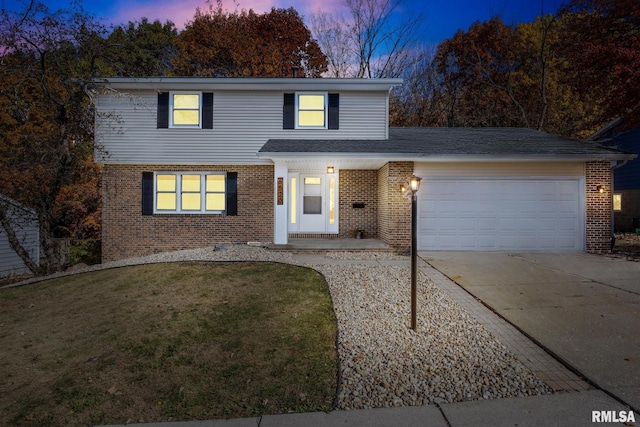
xmin=416 ymin=173 xmax=585 ymax=252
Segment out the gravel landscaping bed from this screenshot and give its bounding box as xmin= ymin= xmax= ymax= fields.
xmin=7 ymin=245 xmax=552 ymax=409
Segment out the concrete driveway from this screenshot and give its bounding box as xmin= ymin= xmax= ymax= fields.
xmin=420 ymin=251 xmax=640 ymax=413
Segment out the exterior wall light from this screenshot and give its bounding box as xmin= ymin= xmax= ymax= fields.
xmin=597 ymin=185 xmax=605 ymax=193
xmin=410 ymin=176 xmax=422 ymax=193
xmin=327 ymin=166 xmax=335 ymax=174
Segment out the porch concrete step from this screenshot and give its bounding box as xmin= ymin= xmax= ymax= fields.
xmin=268 ymin=238 xmax=394 ymax=253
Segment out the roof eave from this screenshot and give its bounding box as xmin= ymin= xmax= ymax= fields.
xmin=93 ymin=77 xmax=403 ymax=92
xmin=258 ymin=152 xmax=637 ymax=162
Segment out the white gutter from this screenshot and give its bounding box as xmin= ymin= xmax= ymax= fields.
xmin=94 ymin=77 xmax=403 ymax=92
xmin=258 ymin=152 xmax=636 ymax=162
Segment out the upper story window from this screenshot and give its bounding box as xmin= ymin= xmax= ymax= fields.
xmin=283 ymin=93 xmax=339 ymax=130
xmin=297 ymin=93 xmax=327 ymax=128
xmin=157 ymin=92 xmax=213 ymax=129
xmin=171 ymin=93 xmax=201 ymax=127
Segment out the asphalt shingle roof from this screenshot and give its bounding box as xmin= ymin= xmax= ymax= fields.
xmin=259 ymin=127 xmax=633 ymax=159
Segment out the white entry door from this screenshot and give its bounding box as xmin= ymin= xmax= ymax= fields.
xmin=299 ymin=175 xmax=326 ymax=232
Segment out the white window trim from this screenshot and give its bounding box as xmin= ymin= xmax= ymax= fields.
xmin=154 ymin=172 xmax=226 ymax=214
xmin=295 ymin=92 xmax=328 ymax=130
xmin=169 ymin=91 xmax=202 ymax=129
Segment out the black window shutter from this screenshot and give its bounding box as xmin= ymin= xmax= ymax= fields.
xmin=157 ymin=92 xmax=169 ymax=128
xmin=283 ymin=93 xmax=295 ymax=129
xmin=142 ymin=172 xmax=154 ymax=215
xmin=202 ymin=92 xmax=213 ymax=129
xmin=328 ymin=93 xmax=339 ymax=130
xmin=226 ymin=172 xmax=238 ymax=216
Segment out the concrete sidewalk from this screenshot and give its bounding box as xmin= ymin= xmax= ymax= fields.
xmin=421 ymin=252 xmax=640 ymax=413
xmin=101 ymin=390 xmax=633 ymax=427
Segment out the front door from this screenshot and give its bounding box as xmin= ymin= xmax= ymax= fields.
xmin=299 ymin=175 xmax=326 ymax=232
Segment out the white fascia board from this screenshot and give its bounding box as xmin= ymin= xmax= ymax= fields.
xmin=258 ymin=152 xmax=636 ymax=162
xmin=94 ymin=77 xmax=403 ymax=92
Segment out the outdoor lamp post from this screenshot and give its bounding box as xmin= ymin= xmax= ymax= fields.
xmin=402 ymin=175 xmax=421 ymax=331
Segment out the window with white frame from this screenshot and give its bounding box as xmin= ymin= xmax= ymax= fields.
xmin=297 ymin=93 xmax=327 ymax=128
xmin=155 ymin=172 xmax=226 ymax=213
xmin=170 ymin=92 xmax=201 ymax=128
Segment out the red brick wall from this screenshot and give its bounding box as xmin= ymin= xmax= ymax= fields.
xmin=102 ymin=164 xmax=273 ymax=262
xmin=585 ymin=161 xmax=613 ymax=253
xmin=377 ymin=162 xmax=414 ymax=252
xmin=338 ymin=170 xmax=378 ymax=238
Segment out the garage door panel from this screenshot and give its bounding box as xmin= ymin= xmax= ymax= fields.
xmin=557 ymin=235 xmax=580 ymax=250
xmin=557 ymin=200 xmax=580 ymax=213
xmin=517 ymin=201 xmax=538 ymax=212
xmin=536 ymin=218 xmax=559 ymax=231
xmin=478 ymin=235 xmax=498 ymax=249
xmin=558 ymin=217 xmax=579 ymax=230
xmin=478 ymin=218 xmax=497 ymax=231
xmin=418 ymin=178 xmax=583 ymax=251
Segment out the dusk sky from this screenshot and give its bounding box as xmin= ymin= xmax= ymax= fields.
xmin=37 ymin=0 xmax=568 ymax=45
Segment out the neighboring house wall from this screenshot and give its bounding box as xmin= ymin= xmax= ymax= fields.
xmin=377 ymin=162 xmax=414 ymax=253
xmin=338 ymin=170 xmax=378 ymax=238
xmin=614 ymin=189 xmax=640 ymax=232
xmin=96 ymin=91 xmax=389 ymax=165
xmin=0 ymin=197 xmax=39 ymax=278
xmin=592 ymin=127 xmax=640 ymax=233
xmin=607 ymin=129 xmax=640 ymax=190
xmin=102 ymin=164 xmax=273 ymax=262
xmin=585 ymin=161 xmax=613 ymax=253
xmin=611 ymin=130 xmax=640 ymax=232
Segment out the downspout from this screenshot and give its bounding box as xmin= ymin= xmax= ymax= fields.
xmin=610 ymin=159 xmax=629 ymax=249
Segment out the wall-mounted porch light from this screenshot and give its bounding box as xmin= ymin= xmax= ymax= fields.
xmin=597 ymin=185 xmax=605 ymax=194
xmin=327 ymin=166 xmax=335 ymax=174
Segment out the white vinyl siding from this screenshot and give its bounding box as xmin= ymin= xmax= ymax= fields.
xmin=95 ymin=91 xmax=388 ymax=165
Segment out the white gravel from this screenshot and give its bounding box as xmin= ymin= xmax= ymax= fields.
xmin=7 ymin=244 xmax=552 ymax=408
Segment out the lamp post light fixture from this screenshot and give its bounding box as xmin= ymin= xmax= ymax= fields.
xmin=402 ymin=175 xmax=422 ymax=331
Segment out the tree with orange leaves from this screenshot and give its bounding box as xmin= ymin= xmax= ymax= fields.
xmin=558 ymin=0 xmax=640 ymax=128
xmin=173 ymin=1 xmax=327 ymax=77
xmin=0 ymin=1 xmax=105 ymax=274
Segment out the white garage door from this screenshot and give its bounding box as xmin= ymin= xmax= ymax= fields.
xmin=418 ymin=178 xmax=584 ymax=251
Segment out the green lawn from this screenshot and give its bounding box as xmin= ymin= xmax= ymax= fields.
xmin=0 ymin=262 xmax=337 ymax=426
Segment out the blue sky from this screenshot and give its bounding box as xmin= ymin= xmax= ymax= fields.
xmin=35 ymin=0 xmax=568 ymax=45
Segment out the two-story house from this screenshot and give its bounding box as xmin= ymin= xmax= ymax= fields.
xmin=94 ymin=78 xmax=634 ymax=262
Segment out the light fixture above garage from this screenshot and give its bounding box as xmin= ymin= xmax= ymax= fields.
xmin=327 ymin=166 xmax=335 ymax=174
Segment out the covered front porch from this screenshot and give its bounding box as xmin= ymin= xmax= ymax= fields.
xmin=258 ymin=139 xmax=418 ymax=254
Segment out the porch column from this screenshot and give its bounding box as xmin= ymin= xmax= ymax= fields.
xmin=273 ymin=161 xmax=288 ymax=245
